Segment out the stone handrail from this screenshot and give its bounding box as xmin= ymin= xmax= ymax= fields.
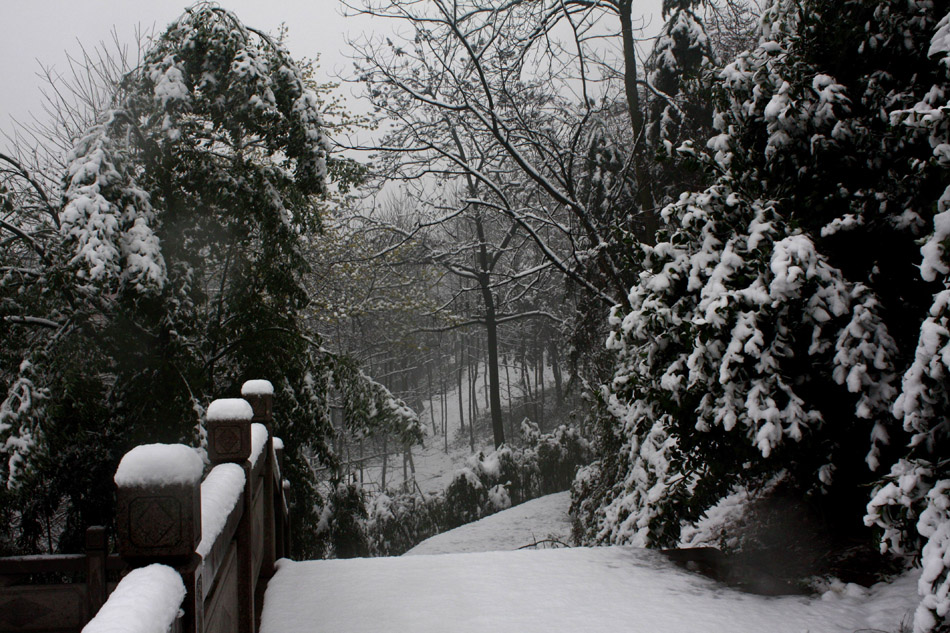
xmin=0 ymin=527 xmax=125 ymax=632
xmin=85 ymin=379 xmax=290 ymax=633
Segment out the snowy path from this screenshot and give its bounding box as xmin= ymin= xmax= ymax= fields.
xmin=404 ymin=491 xmax=572 ymax=555
xmin=260 ymin=494 xmax=918 ymax=633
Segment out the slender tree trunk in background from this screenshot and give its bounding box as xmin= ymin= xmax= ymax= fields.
xmin=550 ymin=339 xmax=563 ymax=409
xmin=505 ymin=354 xmax=514 ymax=440
xmin=334 ymin=405 xmax=346 ymax=481
xmin=538 ymin=345 xmax=545 ymax=432
xmin=533 ymin=358 xmax=540 ymax=429
xmin=619 ymin=0 xmax=658 ymax=244
xmin=458 ymin=335 xmax=465 ymax=436
xmin=469 ymin=394 xmax=476 ymax=452
xmin=468 ymin=337 xmax=477 ymax=451
xmin=521 ymin=344 xmax=534 ymax=422
xmin=402 ymin=445 xmax=409 ymax=492
xmin=381 ymin=435 xmax=389 ymax=491
xmin=483 ymin=348 xmax=490 ymax=413
xmin=427 ymin=361 xmax=436 ymax=436
xmin=441 ymin=375 xmax=448 ymax=453
xmin=469 ymin=345 xmax=479 ymax=422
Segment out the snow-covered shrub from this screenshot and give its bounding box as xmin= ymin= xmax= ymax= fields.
xmin=442 ymin=467 xmax=487 ymax=530
xmin=365 ymin=491 xmax=443 ymax=557
xmin=468 ymin=446 xmax=527 ymax=504
xmin=458 ymin=423 xmax=591 ymax=515
xmin=313 ymin=483 xmax=370 ymax=559
xmin=678 ymin=477 xmax=784 ymax=552
xmin=576 ymin=182 xmax=898 ymax=547
xmin=487 ymin=484 xmax=512 ymax=512
xmin=527 ymin=423 xmax=591 ymax=496
xmin=578 ymin=2 xmax=950 ymax=629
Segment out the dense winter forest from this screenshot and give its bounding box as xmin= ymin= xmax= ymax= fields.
xmin=2 ymin=0 xmax=950 ymax=631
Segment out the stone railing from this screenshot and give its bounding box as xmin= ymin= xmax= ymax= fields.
xmin=0 ymin=379 xmax=291 ymax=633
xmin=0 ymin=526 xmax=125 ymax=632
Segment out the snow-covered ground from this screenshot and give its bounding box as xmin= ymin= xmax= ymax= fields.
xmin=260 ymin=492 xmax=919 ymax=633
xmin=262 ymin=548 xmax=917 ymax=633
xmin=405 ymin=491 xmax=572 ymax=555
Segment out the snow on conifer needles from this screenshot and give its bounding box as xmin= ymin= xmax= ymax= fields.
xmin=575 ymin=3 xmax=950 ymax=631
xmin=0 ymin=4 xmax=420 ymax=554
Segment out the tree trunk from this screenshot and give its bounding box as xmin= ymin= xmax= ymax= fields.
xmin=402 ymin=444 xmax=409 ymax=492
xmin=381 ymin=435 xmax=389 ymax=491
xmin=538 ymin=342 xmax=545 ymax=432
xmin=550 ymin=338 xmax=563 ymax=409
xmin=469 ymin=345 xmax=479 ymax=421
xmin=474 ymin=214 xmax=506 ymax=449
xmin=521 ymin=347 xmax=534 ymax=421
xmin=427 ymin=361 xmax=436 ymax=436
xmin=457 ymin=333 xmax=465 ymax=435
xmin=441 ymin=375 xmax=448 ymax=453
xmin=619 ymin=0 xmax=658 ymax=244
xmin=504 ymin=353 xmax=514 ymax=440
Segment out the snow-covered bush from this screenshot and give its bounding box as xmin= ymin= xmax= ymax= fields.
xmin=523 ymin=421 xmax=591 ymax=497
xmin=577 ymin=185 xmax=899 ymax=546
xmin=443 ymin=467 xmax=487 ymax=530
xmin=437 ymin=423 xmax=589 ymax=532
xmin=864 ymin=18 xmax=950 ymax=623
xmin=577 ymin=2 xmax=950 ymax=630
xmin=365 ymin=491 xmax=443 ymax=556
xmin=312 ymin=483 xmax=370 ymax=559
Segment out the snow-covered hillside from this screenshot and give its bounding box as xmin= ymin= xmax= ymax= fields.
xmin=358 ymin=360 xmax=560 ymax=495
xmin=404 ymin=491 xmax=572 ymax=555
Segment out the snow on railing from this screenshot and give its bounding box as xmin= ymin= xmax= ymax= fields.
xmin=101 ymin=379 xmax=288 ymax=633
xmin=81 ymin=564 xmax=185 ymax=633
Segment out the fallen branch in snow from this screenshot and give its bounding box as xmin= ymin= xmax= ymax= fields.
xmin=517 ymin=537 xmax=571 ymax=550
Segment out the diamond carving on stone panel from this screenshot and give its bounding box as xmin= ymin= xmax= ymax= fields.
xmin=130 ymin=497 xmax=179 ymax=547
xmin=215 ymin=425 xmax=243 ymax=455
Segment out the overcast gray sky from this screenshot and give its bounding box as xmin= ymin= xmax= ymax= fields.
xmin=0 ymin=0 xmax=663 ymax=146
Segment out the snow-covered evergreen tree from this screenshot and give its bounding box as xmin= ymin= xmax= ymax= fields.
xmin=0 ymin=4 xmax=420 ymax=556
xmin=575 ymin=1 xmax=950 ymax=629
xmin=646 ymin=0 xmax=715 ymax=152
xmin=865 ymin=11 xmax=950 ymax=630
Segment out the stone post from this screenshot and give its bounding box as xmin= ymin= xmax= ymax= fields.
xmin=206 ymin=398 xmax=254 ymax=465
xmin=114 ymin=443 xmax=204 ymax=632
xmin=272 ymin=438 xmax=287 ymax=560
xmin=206 ymin=398 xmax=254 ymax=633
xmin=241 ymin=379 xmax=276 ymax=578
xmin=84 ymin=526 xmax=108 ymax=619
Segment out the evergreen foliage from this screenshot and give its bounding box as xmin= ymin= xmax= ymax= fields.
xmin=574 ymin=1 xmax=950 ymax=629
xmin=0 ymin=4 xmax=420 ymax=557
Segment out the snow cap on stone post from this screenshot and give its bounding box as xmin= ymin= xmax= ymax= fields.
xmin=206 ymin=398 xmax=254 ymax=464
xmin=113 ymin=444 xmax=204 ymax=561
xmin=241 ymin=379 xmax=274 ymax=428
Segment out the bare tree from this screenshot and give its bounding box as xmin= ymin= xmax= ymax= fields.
xmin=355 ymin=183 xmax=561 ymax=448
xmin=344 ymin=0 xmax=668 ymax=307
